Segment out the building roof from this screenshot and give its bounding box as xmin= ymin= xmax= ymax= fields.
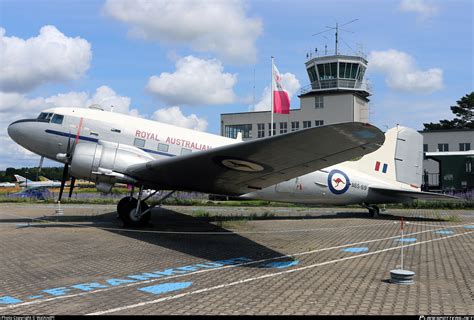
xmin=420 ymin=128 xmax=474 ymax=133
xmin=425 ymin=150 xmax=474 ymax=157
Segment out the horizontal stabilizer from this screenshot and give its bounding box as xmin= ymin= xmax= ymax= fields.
xmin=369 ymin=186 xmax=461 ymax=201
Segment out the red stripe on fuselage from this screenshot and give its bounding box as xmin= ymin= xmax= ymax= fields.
xmin=75 ymin=117 xmax=84 ymax=145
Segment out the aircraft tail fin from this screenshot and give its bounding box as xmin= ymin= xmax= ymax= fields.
xmin=346 ymin=126 xmax=423 ymax=188
xmin=14 ymin=174 xmax=28 ymax=182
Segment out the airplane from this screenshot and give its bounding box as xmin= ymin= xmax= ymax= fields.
xmin=0 ymin=182 xmax=16 ymax=188
xmin=14 ymin=174 xmax=62 ymax=189
xmin=7 ymin=105 xmax=453 ymax=227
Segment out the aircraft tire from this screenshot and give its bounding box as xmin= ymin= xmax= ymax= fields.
xmin=117 ymin=196 xmax=135 ymax=214
xmin=118 ymin=198 xmax=151 ymax=228
xmin=368 ymin=205 xmax=380 ymax=218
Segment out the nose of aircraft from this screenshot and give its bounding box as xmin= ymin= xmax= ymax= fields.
xmin=7 ymin=121 xmax=21 ymax=143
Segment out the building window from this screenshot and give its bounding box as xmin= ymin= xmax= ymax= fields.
xmin=423 ymin=144 xmax=428 ymax=152
xmin=134 ymin=138 xmax=145 ymax=148
xmin=158 ymin=143 xmax=169 ymax=153
xmin=268 ymin=123 xmax=276 ymax=136
xmin=224 ymin=124 xmax=252 ymax=139
xmin=315 ymin=96 xmax=324 ymax=109
xmin=303 ymin=121 xmax=312 ymax=129
xmin=257 ymin=123 xmax=265 ymax=138
xmin=279 ymin=122 xmax=288 ymax=134
xmin=315 ymin=120 xmax=324 ymax=127
xmin=466 ymin=159 xmax=472 ymax=173
xmin=437 ymin=143 xmax=449 ymax=152
xmin=460 ymin=143 xmax=471 ymax=151
xmin=111 ymin=128 xmax=121 ymax=133
xmin=291 ymin=121 xmax=300 ymax=131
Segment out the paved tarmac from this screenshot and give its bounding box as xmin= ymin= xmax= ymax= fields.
xmin=0 ymin=203 xmax=472 ymax=315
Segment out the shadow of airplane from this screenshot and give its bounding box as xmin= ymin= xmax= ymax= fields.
xmin=0 ymin=207 xmax=299 ymax=268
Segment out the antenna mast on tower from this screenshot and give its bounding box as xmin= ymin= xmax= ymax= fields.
xmin=312 ymin=18 xmax=358 ymax=55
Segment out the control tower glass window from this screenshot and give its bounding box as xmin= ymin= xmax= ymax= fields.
xmin=225 ymin=124 xmax=252 ymax=139
xmin=339 ymin=62 xmax=360 ymax=79
xmin=317 ymin=62 xmax=337 ymax=80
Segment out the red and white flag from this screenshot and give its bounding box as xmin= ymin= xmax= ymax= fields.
xmin=272 ymin=64 xmax=290 ymax=114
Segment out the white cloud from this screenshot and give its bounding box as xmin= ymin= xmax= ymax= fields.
xmin=399 ymin=0 xmax=439 ymax=19
xmin=251 ymin=73 xmax=301 ymax=112
xmin=103 ymin=0 xmax=262 ymax=64
xmin=152 ymin=106 xmax=208 ymax=131
xmin=146 ymin=56 xmax=237 ymax=106
xmin=368 ymin=49 xmax=443 ymax=93
xmin=0 ymin=25 xmax=92 ymax=93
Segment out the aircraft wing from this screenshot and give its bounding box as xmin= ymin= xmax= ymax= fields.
xmin=126 ymin=122 xmax=385 ymax=196
xmin=369 ymin=186 xmax=461 ymax=200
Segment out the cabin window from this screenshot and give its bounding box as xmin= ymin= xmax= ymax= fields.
xmin=134 ymin=138 xmax=145 ymax=148
xmin=158 ymin=143 xmax=169 ymax=153
xmin=111 ymin=128 xmax=121 ymax=133
xmin=51 ymin=114 xmax=64 ymax=124
xmin=181 ymin=148 xmax=192 ymax=155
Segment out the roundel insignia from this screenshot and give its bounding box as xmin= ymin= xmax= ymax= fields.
xmin=221 ymin=159 xmax=265 ymax=172
xmin=328 ymin=169 xmax=351 ymax=195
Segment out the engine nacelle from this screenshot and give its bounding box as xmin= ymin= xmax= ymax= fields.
xmin=70 ymin=141 xmax=155 ymax=186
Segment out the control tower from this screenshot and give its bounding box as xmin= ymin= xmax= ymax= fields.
xmin=297 ymin=52 xmax=371 ymax=124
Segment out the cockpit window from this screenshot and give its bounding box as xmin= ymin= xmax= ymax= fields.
xmin=37 ymin=112 xmax=54 ymax=121
xmin=51 ymin=114 xmax=64 ymax=124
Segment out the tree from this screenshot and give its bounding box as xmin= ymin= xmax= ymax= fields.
xmin=423 ymin=92 xmax=474 ymax=130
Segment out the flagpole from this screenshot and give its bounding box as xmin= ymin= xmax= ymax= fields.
xmin=270 ymin=56 xmax=274 ymax=137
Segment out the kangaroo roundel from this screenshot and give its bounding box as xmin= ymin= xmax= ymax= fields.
xmin=328 ymin=169 xmax=351 ymax=195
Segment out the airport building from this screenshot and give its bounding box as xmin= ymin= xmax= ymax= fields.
xmin=220 ymin=54 xmax=371 ymax=140
xmin=421 ymin=129 xmax=474 ymax=191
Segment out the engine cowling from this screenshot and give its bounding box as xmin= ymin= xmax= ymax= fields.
xmin=70 ymin=141 xmax=155 ymax=188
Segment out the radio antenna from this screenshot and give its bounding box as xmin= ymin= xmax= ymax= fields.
xmin=312 ymin=18 xmax=358 ymax=55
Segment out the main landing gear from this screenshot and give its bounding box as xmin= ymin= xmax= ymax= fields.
xmin=362 ymin=203 xmax=380 ymax=218
xmin=117 ymin=186 xmax=176 ymax=228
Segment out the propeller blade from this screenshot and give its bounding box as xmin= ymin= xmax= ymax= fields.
xmin=58 ymin=163 xmax=69 ymax=202
xmin=68 ymin=177 xmax=76 ymax=199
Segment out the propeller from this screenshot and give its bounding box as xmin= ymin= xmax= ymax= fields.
xmin=58 ymin=132 xmax=76 ymax=202
xmin=68 ymin=177 xmax=76 ymax=199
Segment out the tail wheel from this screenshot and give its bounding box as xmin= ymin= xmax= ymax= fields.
xmin=118 ymin=197 xmax=151 ymax=227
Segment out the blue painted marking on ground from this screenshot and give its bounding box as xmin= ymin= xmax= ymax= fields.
xmin=342 ymin=247 xmax=369 ymax=253
xmin=138 ymin=282 xmax=193 ymax=295
xmin=396 ymin=238 xmax=417 ymax=243
xmin=0 ymin=296 xmax=22 ymax=304
xmin=435 ymin=230 xmax=454 ymax=235
xmin=27 ymin=295 xmax=43 ymax=299
xmin=260 ymin=260 xmax=300 ymax=269
xmin=464 ymin=225 xmax=474 ymax=229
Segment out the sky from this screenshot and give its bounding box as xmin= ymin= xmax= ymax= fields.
xmin=0 ymin=0 xmax=472 ymax=170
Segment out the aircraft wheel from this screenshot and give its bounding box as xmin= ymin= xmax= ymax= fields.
xmin=117 ymin=196 xmax=135 ymax=213
xmin=118 ymin=198 xmax=151 ymax=227
xmin=368 ymin=205 xmax=380 ymax=218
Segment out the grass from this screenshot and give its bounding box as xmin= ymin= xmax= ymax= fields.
xmin=0 ymin=196 xmax=472 ymax=209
